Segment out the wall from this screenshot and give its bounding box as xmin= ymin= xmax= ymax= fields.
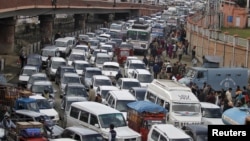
xmin=187 ymin=18 xmax=250 ymax=68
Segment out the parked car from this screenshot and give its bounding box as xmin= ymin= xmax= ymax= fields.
xmin=59 ymin=72 xmax=81 ymax=93
xmin=116 ymin=78 xmax=141 ymax=91
xmin=60 ymin=126 xmax=104 ymax=141
xmin=46 ymin=57 xmax=66 ymax=81
xmin=55 ymin=66 xmax=77 ymax=85
xmin=83 ymin=67 xmax=102 ymax=90
xmin=18 ymin=65 xmax=39 ymax=88
xmin=30 ymin=94 xmax=59 ymax=122
xmin=200 ymin=102 xmax=224 ymax=125
xmin=30 ymin=80 xmax=56 ymax=98
xmin=26 ymin=53 xmax=42 ymax=72
xmin=129 ymin=87 xmax=147 ymax=101
xmin=182 ymin=124 xmax=208 ymax=141
xmin=27 ymin=73 xmax=48 ymax=90
xmin=41 ymin=46 xmax=60 ymax=68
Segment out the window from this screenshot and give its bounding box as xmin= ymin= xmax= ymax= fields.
xmin=90 ymin=114 xmax=98 ymax=126
xmin=108 ymin=96 xmax=114 ymax=108
xmin=70 ymin=107 xmax=80 ymax=119
xmin=147 ymin=92 xmax=157 ymax=103
xmin=74 ymin=134 xmax=81 ymax=141
xmin=197 ymin=71 xmax=204 ymax=78
xmin=157 ymin=98 xmax=164 ymax=107
xmin=151 ymin=130 xmax=160 ymax=141
xmin=159 ymin=135 xmax=167 ymax=141
xmin=61 ymin=129 xmax=74 ymax=138
xmin=80 ymin=111 xmax=89 ymax=123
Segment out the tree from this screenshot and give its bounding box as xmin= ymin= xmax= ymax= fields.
xmin=235 ymin=0 xmax=247 ymax=8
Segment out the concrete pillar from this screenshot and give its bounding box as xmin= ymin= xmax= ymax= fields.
xmin=74 ymin=14 xmax=85 ymax=31
xmin=232 ymin=34 xmax=238 ymax=67
xmin=0 ymin=17 xmax=16 ymax=55
xmin=223 ymin=32 xmax=229 ymax=66
xmin=39 ymin=15 xmax=53 ymax=43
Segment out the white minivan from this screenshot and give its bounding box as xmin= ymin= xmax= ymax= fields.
xmin=148 ymin=124 xmax=193 ymax=141
xmin=66 ymin=101 xmax=141 ymax=141
xmin=145 ymin=79 xmax=202 ymax=128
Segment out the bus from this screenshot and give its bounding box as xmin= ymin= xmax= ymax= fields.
xmin=127 ymin=23 xmax=151 ymax=54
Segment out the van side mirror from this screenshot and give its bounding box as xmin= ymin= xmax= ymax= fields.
xmin=94 ymin=124 xmax=100 ymax=128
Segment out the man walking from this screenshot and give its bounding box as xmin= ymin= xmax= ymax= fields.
xmin=108 ymin=124 xmax=116 ymax=141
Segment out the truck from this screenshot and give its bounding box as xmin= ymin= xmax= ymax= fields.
xmin=178 ymin=55 xmax=248 ymax=92
xmin=127 ymin=101 xmax=167 ymax=141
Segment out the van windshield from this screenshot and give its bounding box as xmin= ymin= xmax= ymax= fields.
xmin=96 ymin=57 xmax=110 ymax=64
xmin=138 ymin=74 xmax=153 ymax=83
xmin=172 ymin=102 xmax=200 ymax=115
xmin=99 ymin=113 xmax=126 ymax=128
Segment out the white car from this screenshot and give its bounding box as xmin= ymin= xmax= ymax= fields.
xmin=103 ymin=90 xmax=137 ymax=120
xmin=101 ymin=62 xmax=120 ymax=79
xmin=96 ymin=85 xmax=120 ymax=102
xmin=116 ymin=78 xmax=141 ymax=91
xmin=124 ymin=59 xmax=146 ymax=78
xmin=92 ymin=75 xmax=112 ymax=92
xmin=74 ymin=45 xmax=90 ymax=58
xmin=200 ymin=102 xmax=224 ymax=125
xmin=89 ymin=49 xmax=108 ymax=66
xmin=18 ymin=65 xmax=39 ymax=88
xmin=129 ymin=69 xmax=153 ymax=87
xmin=30 ymin=95 xmax=59 ymax=122
xmin=67 ymin=50 xmax=85 ymax=66
xmin=55 ymin=38 xmax=72 ymax=57
xmin=95 ymin=53 xmax=111 ymax=69
xmin=72 ymin=60 xmax=90 ymax=76
xmin=46 ymin=57 xmax=66 ymax=80
xmin=27 ymin=73 xmax=48 ymax=90
xmin=30 ymin=80 xmax=56 ymax=97
xmin=100 ymin=44 xmax=113 ymax=58
xmin=60 ymin=72 xmax=81 ymax=93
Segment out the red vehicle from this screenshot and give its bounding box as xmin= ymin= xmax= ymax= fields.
xmin=127 ymin=101 xmax=167 ymax=141
xmin=116 ymin=48 xmax=134 ymax=65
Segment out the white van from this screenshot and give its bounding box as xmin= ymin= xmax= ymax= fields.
xmin=148 ymin=124 xmax=192 ymax=141
xmin=55 ymin=38 xmax=72 ymax=57
xmin=66 ymin=101 xmax=141 ymax=141
xmin=145 ymin=79 xmax=202 ymax=128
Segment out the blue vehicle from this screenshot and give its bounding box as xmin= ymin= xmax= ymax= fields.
xmin=26 ymin=53 xmax=42 ymax=72
xmin=222 ymin=107 xmax=250 ymax=125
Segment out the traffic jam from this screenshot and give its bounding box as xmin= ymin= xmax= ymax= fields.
xmin=1 ymin=0 xmax=249 ymax=141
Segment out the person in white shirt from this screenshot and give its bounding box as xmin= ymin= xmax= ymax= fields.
xmin=225 ymin=88 xmax=232 ymax=102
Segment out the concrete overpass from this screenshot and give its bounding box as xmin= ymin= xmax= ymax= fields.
xmin=0 ymin=0 xmax=163 ymax=54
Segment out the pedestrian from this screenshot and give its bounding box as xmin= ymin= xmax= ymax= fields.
xmin=42 ymin=88 xmax=50 ymax=100
xmin=142 ymin=55 xmax=148 ymax=67
xmin=177 ymin=46 xmax=184 ymax=62
xmin=192 ymin=46 xmax=196 ymax=60
xmin=225 ymin=88 xmax=233 ymax=103
xmin=192 ymin=57 xmax=198 ymax=67
xmin=108 ymin=124 xmax=116 ymax=141
xmin=54 ymin=31 xmax=61 ymax=41
xmin=153 ymin=63 xmax=160 ymax=79
xmin=19 ymin=49 xmax=27 ymax=68
xmin=88 ymin=85 xmax=96 ymax=101
xmin=1 ymin=112 xmax=16 ymax=139
xmin=115 ymin=70 xmax=123 ymax=81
